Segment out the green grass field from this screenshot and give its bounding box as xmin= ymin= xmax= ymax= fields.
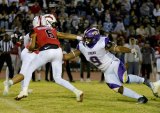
xmin=0 ymin=79 xmax=160 ymax=113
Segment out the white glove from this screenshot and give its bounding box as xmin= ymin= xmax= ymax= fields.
xmin=131 ymin=48 xmax=138 ymax=58
xmin=76 ymin=36 xmax=82 ymax=40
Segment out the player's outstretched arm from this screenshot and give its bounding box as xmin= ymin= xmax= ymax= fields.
xmin=57 ymin=32 xmax=82 ymax=40
xmin=108 ymin=45 xmax=138 ymax=58
xmin=63 ymin=49 xmax=81 ymax=61
xmin=108 ymin=45 xmax=134 ymax=53
xmin=114 ymin=46 xmax=131 ymax=53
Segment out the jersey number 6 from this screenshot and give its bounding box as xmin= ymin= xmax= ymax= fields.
xmin=46 ymin=29 xmax=55 ymax=39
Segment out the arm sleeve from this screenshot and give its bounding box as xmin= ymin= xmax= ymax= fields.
xmin=105 ymin=37 xmax=114 ymax=49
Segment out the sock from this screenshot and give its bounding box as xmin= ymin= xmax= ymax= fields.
xmin=128 ymin=74 xmax=144 ymax=83
xmin=9 ymin=80 xmax=13 ymax=86
xmin=73 ymin=89 xmax=81 ymax=95
xmin=123 ymin=87 xmax=142 ymax=99
xmin=23 ymin=87 xmax=28 ymax=92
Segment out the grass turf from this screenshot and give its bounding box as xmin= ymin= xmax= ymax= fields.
xmin=0 ymin=79 xmax=160 ymax=113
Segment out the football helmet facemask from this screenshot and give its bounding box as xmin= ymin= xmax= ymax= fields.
xmin=43 ymin=14 xmax=57 ymax=28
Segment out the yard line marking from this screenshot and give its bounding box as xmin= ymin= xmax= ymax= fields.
xmin=0 ymin=97 xmax=33 ymax=113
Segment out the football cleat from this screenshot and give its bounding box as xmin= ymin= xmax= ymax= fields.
xmin=3 ymin=80 xmax=10 ymax=96
xmin=15 ymin=90 xmax=28 ymax=101
xmin=86 ymin=78 xmax=91 ymax=82
xmin=76 ymin=90 xmax=83 ymax=102
xmin=138 ymin=95 xmax=148 ymax=104
xmin=152 ymin=82 xmax=160 ymax=97
xmin=143 ymin=79 xmax=159 ymax=97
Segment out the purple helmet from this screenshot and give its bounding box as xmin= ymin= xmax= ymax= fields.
xmin=83 ymin=27 xmax=100 ymax=48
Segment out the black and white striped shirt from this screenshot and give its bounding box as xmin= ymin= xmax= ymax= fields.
xmin=0 ymin=40 xmax=13 ymax=52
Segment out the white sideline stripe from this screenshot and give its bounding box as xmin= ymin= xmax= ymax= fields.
xmin=0 ymin=97 xmax=32 ymax=113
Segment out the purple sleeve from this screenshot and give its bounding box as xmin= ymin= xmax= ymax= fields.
xmin=105 ymin=37 xmax=113 ymax=49
xmin=76 ymin=44 xmax=80 ymax=50
xmin=105 ymin=37 xmax=110 ymax=45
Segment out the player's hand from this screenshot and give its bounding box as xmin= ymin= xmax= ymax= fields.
xmin=76 ymin=36 xmax=83 ymax=40
xmin=131 ymin=48 xmax=137 ymax=58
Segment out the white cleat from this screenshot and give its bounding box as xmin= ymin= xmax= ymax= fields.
xmin=152 ymin=82 xmax=160 ymax=97
xmin=3 ymin=80 xmax=10 ymax=96
xmin=15 ymin=90 xmax=28 ymax=101
xmin=144 ymin=79 xmax=159 ymax=97
xmin=80 ymin=78 xmax=84 ymax=82
xmin=76 ymin=90 xmax=83 ymax=102
xmin=86 ymin=78 xmax=91 ymax=83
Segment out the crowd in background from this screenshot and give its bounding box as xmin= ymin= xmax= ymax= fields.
xmin=0 ymin=0 xmax=160 ymax=82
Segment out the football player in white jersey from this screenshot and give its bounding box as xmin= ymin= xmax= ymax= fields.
xmin=3 ymin=15 xmax=83 ymax=102
xmin=63 ymin=27 xmax=159 ymax=103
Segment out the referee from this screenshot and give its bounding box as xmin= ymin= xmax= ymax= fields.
xmin=0 ymin=33 xmax=14 ymax=78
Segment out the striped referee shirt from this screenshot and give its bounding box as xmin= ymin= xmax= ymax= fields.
xmin=0 ymin=40 xmax=13 ymax=52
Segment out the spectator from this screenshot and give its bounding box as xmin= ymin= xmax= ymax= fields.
xmin=136 ymin=24 xmax=147 ymax=41
xmin=153 ymin=3 xmax=160 ymax=26
xmin=113 ymin=18 xmax=126 ymax=34
xmin=8 ymin=1 xmax=18 ymax=14
xmin=30 ymin=2 xmax=41 ymax=15
xmin=18 ymin=2 xmax=29 ymax=13
xmin=79 ymin=53 xmax=91 ymax=82
xmin=140 ymin=2 xmax=150 ymax=17
xmin=110 ymin=3 xmax=117 ymax=24
xmin=144 ymin=22 xmax=156 ymax=46
xmin=8 ymin=10 xmax=17 ymax=29
xmin=10 ymin=33 xmax=21 ymax=74
xmin=11 ymin=15 xmax=22 ymax=29
xmin=94 ymin=1 xmax=104 ymax=23
xmin=125 ymin=37 xmax=142 ymax=75
xmin=115 ymin=35 xmax=125 ymax=64
xmin=155 ymin=41 xmax=160 ymax=80
xmin=103 ymin=19 xmax=113 ymax=33
xmin=45 ymin=62 xmax=53 ymax=81
xmin=62 ymin=40 xmax=74 ymax=82
xmin=120 ymin=0 xmax=131 ymax=15
xmin=153 ymin=3 xmax=160 ymax=17
xmin=123 ymin=14 xmax=130 ymax=27
xmin=141 ymin=41 xmax=155 ymax=79
xmin=0 ymin=10 xmax=9 ymax=29
xmin=0 ymin=0 xmax=8 ymax=14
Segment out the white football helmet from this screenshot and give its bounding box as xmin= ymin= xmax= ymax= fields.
xmin=32 ymin=15 xmax=47 ymax=27
xmin=43 ymin=14 xmax=57 ymax=27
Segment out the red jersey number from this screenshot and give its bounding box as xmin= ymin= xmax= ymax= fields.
xmin=46 ymin=29 xmax=55 ymax=39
